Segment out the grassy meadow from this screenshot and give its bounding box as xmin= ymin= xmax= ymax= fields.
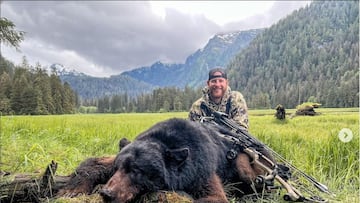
xmin=0 ymin=108 xmax=359 ymax=202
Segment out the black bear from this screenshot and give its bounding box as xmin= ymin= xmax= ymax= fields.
xmin=59 ymin=118 xmax=274 ymax=202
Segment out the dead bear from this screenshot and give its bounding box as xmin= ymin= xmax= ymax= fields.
xmin=101 ymin=118 xmax=274 ymax=202
xmin=59 ymin=118 xmax=274 ymax=202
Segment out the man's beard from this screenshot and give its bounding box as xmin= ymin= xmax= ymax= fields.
xmin=210 ymin=87 xmax=225 ymax=100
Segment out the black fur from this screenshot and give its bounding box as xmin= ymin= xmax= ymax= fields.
xmin=59 ymin=118 xmax=273 ymax=203
xmin=100 ymin=118 xmax=272 ymax=202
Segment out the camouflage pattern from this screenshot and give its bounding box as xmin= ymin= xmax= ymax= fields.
xmin=188 ymin=86 xmax=249 ymax=130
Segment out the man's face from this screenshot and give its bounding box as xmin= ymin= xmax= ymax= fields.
xmin=207 ymin=72 xmax=228 ymax=100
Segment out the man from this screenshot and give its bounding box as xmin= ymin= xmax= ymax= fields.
xmin=188 ymin=67 xmax=249 ymax=130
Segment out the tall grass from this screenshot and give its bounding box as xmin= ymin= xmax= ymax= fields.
xmin=0 ymin=109 xmax=358 ymax=202
xmin=250 ymin=112 xmax=359 ymax=202
xmin=0 ymin=113 xmax=187 ymax=174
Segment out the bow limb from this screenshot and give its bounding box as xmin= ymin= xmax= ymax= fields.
xmin=243 ymin=148 xmax=305 ymax=202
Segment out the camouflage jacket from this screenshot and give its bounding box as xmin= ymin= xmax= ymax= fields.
xmin=188 ymin=86 xmax=249 ymax=130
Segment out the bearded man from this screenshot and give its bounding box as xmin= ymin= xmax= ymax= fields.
xmin=188 ymin=67 xmax=249 ymax=130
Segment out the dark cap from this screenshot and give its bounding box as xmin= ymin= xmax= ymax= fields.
xmin=208 ymin=67 xmax=227 ymax=80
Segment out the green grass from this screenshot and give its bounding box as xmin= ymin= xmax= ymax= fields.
xmin=248 ymin=111 xmax=359 ymax=202
xmin=0 ymin=109 xmax=359 ymax=202
xmin=0 ymin=113 xmax=186 ymax=174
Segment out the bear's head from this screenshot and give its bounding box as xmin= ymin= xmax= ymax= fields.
xmin=100 ymin=139 xmax=189 ymax=203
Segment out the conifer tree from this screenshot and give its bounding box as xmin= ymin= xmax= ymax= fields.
xmin=0 ymin=17 xmax=25 ymax=54
xmin=0 ymin=72 xmax=12 ymax=113
xmin=50 ymin=73 xmax=64 ymax=114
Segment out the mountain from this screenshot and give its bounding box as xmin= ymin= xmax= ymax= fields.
xmin=121 ymin=29 xmax=263 ymax=88
xmin=120 ymin=62 xmax=184 ymax=87
xmin=49 ymin=64 xmax=87 ymax=77
xmin=57 ymin=29 xmax=263 ymax=99
xmin=227 ymin=1 xmax=359 ymax=108
xmin=51 ymin=64 xmax=157 ymax=99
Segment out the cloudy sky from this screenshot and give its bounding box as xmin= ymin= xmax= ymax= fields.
xmin=1 ymin=1 xmax=310 ymax=77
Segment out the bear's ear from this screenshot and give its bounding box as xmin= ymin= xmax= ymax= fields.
xmin=165 ymin=148 xmax=189 ymax=167
xmin=118 ymin=138 xmax=131 ymax=151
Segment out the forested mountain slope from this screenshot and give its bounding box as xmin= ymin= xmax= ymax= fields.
xmin=227 ymin=1 xmax=359 ymax=108
xmin=60 ymin=73 xmax=155 ymax=99
xmin=122 ymin=29 xmax=263 ymax=88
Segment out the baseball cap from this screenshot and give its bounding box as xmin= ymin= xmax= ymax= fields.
xmin=208 ymin=67 xmax=227 ymax=80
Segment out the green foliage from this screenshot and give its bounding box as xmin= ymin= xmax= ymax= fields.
xmin=228 ymin=1 xmax=359 ymax=109
xmin=0 ymin=56 xmax=77 ymax=115
xmin=307 ymin=96 xmax=317 ymax=103
xmin=0 ymin=109 xmax=358 ymax=202
xmin=296 ymin=102 xmax=322 ymax=110
xmin=0 ymin=17 xmax=25 ymax=50
xmin=78 ymin=106 xmax=97 ymax=114
xmin=95 ymin=86 xmax=202 ymax=113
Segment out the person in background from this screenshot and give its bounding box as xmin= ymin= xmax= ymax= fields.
xmin=188 ymin=67 xmax=249 ymax=130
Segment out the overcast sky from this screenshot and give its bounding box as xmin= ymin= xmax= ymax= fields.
xmin=1 ymin=1 xmax=310 ymax=77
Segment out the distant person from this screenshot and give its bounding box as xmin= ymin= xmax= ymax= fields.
xmin=275 ymin=104 xmax=286 ymax=120
xmin=188 ymin=67 xmax=249 ymax=130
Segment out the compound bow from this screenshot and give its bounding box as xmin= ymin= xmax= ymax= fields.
xmin=200 ymin=108 xmax=335 ymax=203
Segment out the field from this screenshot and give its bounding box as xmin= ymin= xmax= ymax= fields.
xmin=0 ymin=108 xmax=359 ymax=202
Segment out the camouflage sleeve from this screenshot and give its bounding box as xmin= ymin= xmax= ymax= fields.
xmin=188 ymin=98 xmax=203 ymax=122
xmin=229 ymin=91 xmax=249 ymax=130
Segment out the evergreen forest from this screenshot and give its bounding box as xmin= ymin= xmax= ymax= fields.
xmin=0 ymin=57 xmax=201 ymax=114
xmin=228 ymin=1 xmax=359 ymax=109
xmin=0 ymin=57 xmax=78 ymax=115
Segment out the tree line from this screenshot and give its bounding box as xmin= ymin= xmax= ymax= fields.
xmin=81 ymin=86 xmax=201 ymax=113
xmin=0 ymin=57 xmax=78 ymax=115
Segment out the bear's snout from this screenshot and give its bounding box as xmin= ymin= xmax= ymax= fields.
xmin=100 ymin=170 xmax=139 ymax=202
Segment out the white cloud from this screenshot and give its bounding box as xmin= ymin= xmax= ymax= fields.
xmin=150 ymin=1 xmax=275 ymax=26
xmin=2 ymin=39 xmax=115 ymax=77
xmin=1 ymin=1 xmax=310 ymax=77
